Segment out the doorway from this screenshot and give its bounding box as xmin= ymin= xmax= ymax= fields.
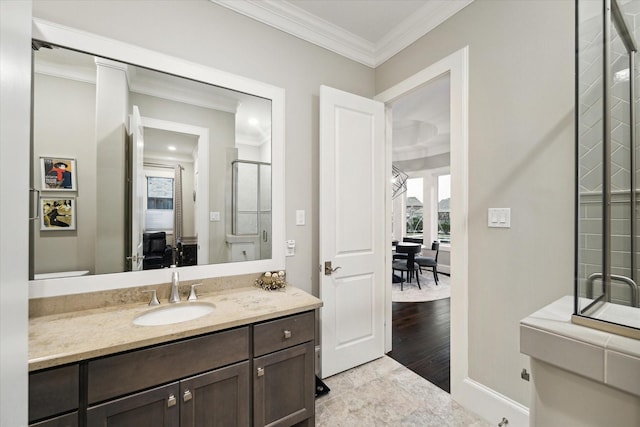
xmin=386 ymin=73 xmax=452 ymax=392
xmin=375 ymin=46 xmax=469 ymax=401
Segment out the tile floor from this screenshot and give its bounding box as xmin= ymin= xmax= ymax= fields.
xmin=316 ymin=356 xmax=490 ymax=427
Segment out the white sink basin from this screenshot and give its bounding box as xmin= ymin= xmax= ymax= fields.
xmin=133 ymin=302 xmax=216 ymax=326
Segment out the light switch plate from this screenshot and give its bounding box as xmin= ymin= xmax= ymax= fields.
xmin=286 ymin=239 xmax=295 ymax=256
xmin=488 ymin=208 xmax=511 ymax=228
xmin=209 ymin=211 xmax=221 ymax=222
xmin=296 ymin=210 xmax=305 ymax=226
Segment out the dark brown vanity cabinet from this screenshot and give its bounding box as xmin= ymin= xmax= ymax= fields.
xmin=29 ymin=310 xmax=316 ymax=427
xmin=253 ymin=311 xmax=315 ymax=427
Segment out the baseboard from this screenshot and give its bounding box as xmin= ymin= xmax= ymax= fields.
xmin=438 ymin=264 xmax=451 ymax=274
xmin=454 ymin=377 xmax=529 ymax=427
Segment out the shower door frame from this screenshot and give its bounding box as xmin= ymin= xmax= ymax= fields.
xmin=573 ymin=0 xmax=640 ymax=340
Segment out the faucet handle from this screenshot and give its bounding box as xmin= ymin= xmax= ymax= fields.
xmin=188 ymin=283 xmax=202 ymax=301
xmin=142 ymin=289 xmax=160 ymax=306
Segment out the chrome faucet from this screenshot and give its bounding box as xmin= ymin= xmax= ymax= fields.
xmin=169 ymin=271 xmax=181 ymax=303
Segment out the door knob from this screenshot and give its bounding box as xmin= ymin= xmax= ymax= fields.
xmin=324 ymin=261 xmax=341 ymax=276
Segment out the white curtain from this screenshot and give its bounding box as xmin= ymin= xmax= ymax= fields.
xmin=173 ymin=165 xmax=183 ymax=241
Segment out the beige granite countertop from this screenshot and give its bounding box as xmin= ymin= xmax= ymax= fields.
xmin=29 ymin=285 xmax=322 ymax=371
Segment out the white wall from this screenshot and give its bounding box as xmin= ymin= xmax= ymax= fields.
xmin=377 ymin=0 xmax=575 ymax=407
xmin=0 ymin=1 xmax=31 ymax=425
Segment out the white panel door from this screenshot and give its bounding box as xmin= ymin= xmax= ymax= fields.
xmin=129 ymin=106 xmax=144 ymax=271
xmin=319 ymin=85 xmax=385 ymax=378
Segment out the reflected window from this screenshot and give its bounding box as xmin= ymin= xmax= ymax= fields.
xmin=146 ymin=176 xmax=174 ymax=231
xmin=438 ymin=174 xmax=451 ymax=244
xmin=406 ymin=178 xmax=423 ymax=237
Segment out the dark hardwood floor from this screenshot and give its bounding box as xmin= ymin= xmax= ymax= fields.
xmin=387 ymin=298 xmax=450 ymax=393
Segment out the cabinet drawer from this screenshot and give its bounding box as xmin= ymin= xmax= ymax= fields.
xmin=29 ymin=364 xmax=79 ymax=423
xmin=88 ymin=327 xmax=249 ymax=404
xmin=253 ymin=312 xmax=314 ymax=357
xmin=30 ymin=412 xmax=77 ymax=427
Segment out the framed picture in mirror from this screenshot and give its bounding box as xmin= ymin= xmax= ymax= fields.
xmin=40 ymin=157 xmax=77 ymax=191
xmin=40 ymin=197 xmax=76 ymax=231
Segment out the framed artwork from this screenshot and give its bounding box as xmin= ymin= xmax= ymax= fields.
xmin=40 ymin=157 xmax=77 ymax=191
xmin=40 ymin=197 xmax=76 ymax=231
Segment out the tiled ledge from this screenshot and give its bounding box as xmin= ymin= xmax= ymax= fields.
xmin=520 ymin=296 xmax=640 ymax=397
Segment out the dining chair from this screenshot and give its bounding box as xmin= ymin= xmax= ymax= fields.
xmin=415 ymin=241 xmax=440 ymax=284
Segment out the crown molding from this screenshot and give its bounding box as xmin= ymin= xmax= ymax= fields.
xmin=210 ymin=0 xmax=473 ymax=68
xmin=211 ymin=0 xmax=375 ymax=66
xmin=375 ymin=0 xmax=474 ymax=66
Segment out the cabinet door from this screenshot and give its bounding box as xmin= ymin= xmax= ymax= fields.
xmin=180 ymin=361 xmax=250 ymax=427
xmin=86 ymin=382 xmax=179 ymax=427
xmin=253 ymin=342 xmax=315 ymax=427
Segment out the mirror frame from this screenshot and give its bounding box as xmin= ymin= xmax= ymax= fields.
xmin=29 ymin=19 xmax=285 ymax=298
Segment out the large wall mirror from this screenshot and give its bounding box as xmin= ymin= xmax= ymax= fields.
xmin=29 ymin=20 xmax=284 ymax=297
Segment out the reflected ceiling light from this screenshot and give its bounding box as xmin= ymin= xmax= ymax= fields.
xmin=248 ymin=117 xmax=259 ymax=126
xmin=168 ymin=145 xmax=177 ymax=151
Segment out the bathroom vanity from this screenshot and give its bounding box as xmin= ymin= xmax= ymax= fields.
xmin=28 ymin=284 xmax=322 ymax=427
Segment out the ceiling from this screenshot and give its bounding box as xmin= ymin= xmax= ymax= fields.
xmin=212 ymin=0 xmax=462 ymax=172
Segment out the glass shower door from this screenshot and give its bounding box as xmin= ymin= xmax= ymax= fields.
xmin=575 ymin=0 xmax=640 ymax=339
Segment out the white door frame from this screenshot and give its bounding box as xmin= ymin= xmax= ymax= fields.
xmin=375 ymin=46 xmax=469 ymax=401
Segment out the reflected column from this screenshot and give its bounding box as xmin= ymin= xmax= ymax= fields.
xmin=95 ymin=57 xmax=129 ymax=274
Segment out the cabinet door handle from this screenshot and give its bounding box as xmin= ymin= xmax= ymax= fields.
xmin=167 ymin=394 xmax=177 ymax=407
xmin=257 ymin=367 xmax=264 ymax=377
xmin=283 ymin=330 xmax=292 ymax=339
xmin=183 ymin=390 xmax=192 ymax=402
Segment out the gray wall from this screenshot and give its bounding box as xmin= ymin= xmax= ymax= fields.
xmin=32 ymin=0 xmax=375 ymax=297
xmin=376 ymin=0 xmax=575 ymax=406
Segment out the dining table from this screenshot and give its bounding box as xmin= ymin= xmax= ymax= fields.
xmin=392 ymin=242 xmax=423 ymax=285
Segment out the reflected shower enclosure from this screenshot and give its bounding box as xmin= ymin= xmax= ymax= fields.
xmin=231 ymin=160 xmax=272 ymax=261
xmin=575 ymin=0 xmax=640 ymax=338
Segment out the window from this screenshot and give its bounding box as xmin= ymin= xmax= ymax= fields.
xmin=146 ymin=176 xmax=174 ymax=231
xmin=406 ymin=178 xmax=423 ymax=237
xmin=437 ymin=174 xmax=450 ymax=243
